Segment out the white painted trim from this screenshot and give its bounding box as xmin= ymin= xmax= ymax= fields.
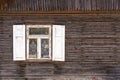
xmin=27 ymin=38 xmax=29 ymax=59
xmin=38 ymin=38 xmax=41 ymax=59
xmin=26 ymin=25 xmax=51 ymax=60
xmin=27 ymin=25 xmax=51 ymax=28
xmin=13 ymin=25 xmax=26 ymax=61
xmin=52 ymin=25 xmax=65 ymax=61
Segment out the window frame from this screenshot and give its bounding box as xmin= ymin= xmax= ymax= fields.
xmin=26 ymin=25 xmax=51 ymax=60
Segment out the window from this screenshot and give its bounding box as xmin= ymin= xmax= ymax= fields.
xmin=27 ymin=25 xmax=51 ymax=59
xmin=13 ymin=25 xmax=65 ymax=61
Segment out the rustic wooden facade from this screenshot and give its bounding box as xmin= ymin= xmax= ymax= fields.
xmin=0 ymin=0 xmax=120 ymax=80
xmin=0 ymin=0 xmax=120 ymax=15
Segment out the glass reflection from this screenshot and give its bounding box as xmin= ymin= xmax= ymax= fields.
xmin=41 ymin=39 xmax=49 ymax=58
xmin=29 ymin=28 xmax=49 ymax=35
xmin=29 ymin=39 xmax=37 ymax=58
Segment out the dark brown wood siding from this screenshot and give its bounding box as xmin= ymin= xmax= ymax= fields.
xmin=0 ymin=0 xmax=120 ymax=14
xmin=0 ymin=14 xmax=120 ymax=80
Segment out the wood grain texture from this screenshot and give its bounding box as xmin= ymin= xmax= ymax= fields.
xmin=0 ymin=14 xmax=120 ymax=79
xmin=0 ymin=0 xmax=120 ymax=14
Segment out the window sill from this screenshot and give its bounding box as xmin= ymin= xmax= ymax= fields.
xmin=26 ymin=58 xmax=52 ymax=62
xmin=14 ymin=58 xmax=65 ymax=64
xmin=14 ymin=59 xmax=65 ymax=66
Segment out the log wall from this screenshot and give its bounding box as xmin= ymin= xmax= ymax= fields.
xmin=0 ymin=14 xmax=120 ymax=80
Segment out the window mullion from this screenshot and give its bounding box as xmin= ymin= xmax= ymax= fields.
xmin=27 ymin=37 xmax=29 ymax=59
xmin=49 ymin=26 xmax=51 ymax=59
xmin=37 ymin=38 xmax=41 ymax=59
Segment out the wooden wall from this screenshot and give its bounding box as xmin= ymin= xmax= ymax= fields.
xmin=0 ymin=0 xmax=120 ymax=14
xmin=0 ymin=14 xmax=120 ymax=80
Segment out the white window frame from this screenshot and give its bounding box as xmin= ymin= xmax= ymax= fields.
xmin=26 ymin=25 xmax=51 ymax=60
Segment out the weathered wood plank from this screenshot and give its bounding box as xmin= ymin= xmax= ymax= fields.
xmin=0 ymin=15 xmax=120 ymax=79
xmin=1 ymin=0 xmax=120 ymax=12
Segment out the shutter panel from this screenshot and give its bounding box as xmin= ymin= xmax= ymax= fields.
xmin=52 ymin=25 xmax=65 ymax=61
xmin=13 ymin=25 xmax=26 ymax=61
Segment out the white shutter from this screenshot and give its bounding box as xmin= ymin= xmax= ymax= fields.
xmin=52 ymin=25 xmax=65 ymax=61
xmin=13 ymin=25 xmax=26 ymax=61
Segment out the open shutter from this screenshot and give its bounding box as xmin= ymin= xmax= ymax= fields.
xmin=52 ymin=25 xmax=65 ymax=61
xmin=13 ymin=25 xmax=26 ymax=61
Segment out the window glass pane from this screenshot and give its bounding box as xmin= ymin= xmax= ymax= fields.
xmin=29 ymin=28 xmax=49 ymax=35
xmin=41 ymin=39 xmax=49 ymax=58
xmin=29 ymin=39 xmax=37 ymax=58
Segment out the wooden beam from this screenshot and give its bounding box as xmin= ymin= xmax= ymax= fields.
xmin=0 ymin=10 xmax=120 ymax=16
